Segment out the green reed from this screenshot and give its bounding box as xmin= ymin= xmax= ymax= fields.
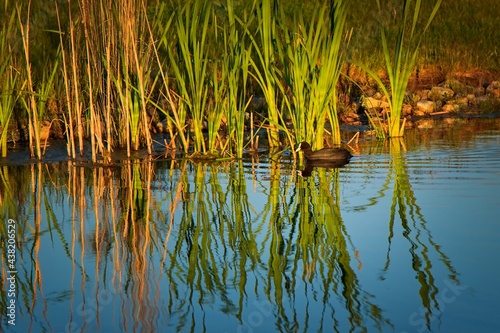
xmin=248 ymin=0 xmax=282 ymax=148
xmin=0 ymin=9 xmax=18 ymax=157
xmin=167 ymin=0 xmax=213 ymax=154
xmin=205 ymin=62 xmax=227 ymax=155
xmin=117 ymin=0 xmax=154 ymax=155
xmin=112 ymin=63 xmax=147 ymax=155
xmin=358 ymin=0 xmax=443 ymax=138
xmin=0 ymin=0 xmax=496 ymax=160
xmin=222 ymin=0 xmax=252 ymax=158
xmin=279 ymin=0 xmax=347 ymax=150
xmin=150 ymin=3 xmax=191 ymax=152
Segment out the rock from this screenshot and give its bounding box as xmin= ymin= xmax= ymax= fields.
xmin=441 ymin=103 xmax=458 ymax=113
xmin=413 ymin=110 xmax=426 ymax=117
xmin=466 ymin=94 xmax=476 ymax=103
xmin=380 ymin=100 xmax=390 ymax=109
xmin=443 ymin=79 xmax=475 ymax=95
xmin=428 ymin=86 xmax=455 ymax=101
xmin=416 ymin=100 xmax=436 ymax=114
xmin=402 ymin=104 xmax=413 ymax=116
xmin=348 ymin=111 xmax=360 ymax=120
xmin=362 ymin=96 xmax=389 ymax=109
xmin=380 ymin=108 xmax=390 ymax=117
xmin=362 ymin=96 xmax=382 ymax=109
xmin=456 ymin=97 xmax=469 ymax=106
xmin=486 ymin=83 xmax=500 ymax=97
xmin=373 ymin=92 xmax=383 ymax=100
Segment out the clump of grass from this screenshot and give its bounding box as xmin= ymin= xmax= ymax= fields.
xmin=248 ymin=0 xmax=283 ymax=148
xmin=0 ymin=9 xmax=19 ymax=157
xmin=167 ymin=0 xmax=214 ymax=154
xmin=220 ymin=0 xmax=252 ymax=158
xmin=279 ymin=0 xmax=348 ymax=150
xmin=356 ymin=0 xmax=443 ymax=138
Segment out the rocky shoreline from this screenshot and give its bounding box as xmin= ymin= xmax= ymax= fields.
xmin=340 ymin=68 xmax=500 ymax=129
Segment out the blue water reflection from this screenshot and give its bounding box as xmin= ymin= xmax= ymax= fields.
xmin=1 ymin=119 xmax=500 ymax=332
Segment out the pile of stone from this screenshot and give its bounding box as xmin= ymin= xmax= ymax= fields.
xmin=341 ymin=79 xmax=500 ymax=126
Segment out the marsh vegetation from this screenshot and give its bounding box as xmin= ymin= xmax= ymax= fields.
xmin=1 ymin=0 xmax=498 ymax=161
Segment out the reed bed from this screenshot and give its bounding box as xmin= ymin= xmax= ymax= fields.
xmin=1 ymin=0 xmax=486 ymax=159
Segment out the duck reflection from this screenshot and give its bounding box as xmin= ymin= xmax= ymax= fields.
xmin=299 ymin=159 xmax=351 ymax=177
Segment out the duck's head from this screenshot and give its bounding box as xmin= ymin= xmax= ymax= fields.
xmin=295 ymin=142 xmax=312 ymax=153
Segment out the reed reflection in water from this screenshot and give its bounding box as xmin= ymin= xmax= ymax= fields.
xmin=2 ymin=122 xmax=499 ymax=332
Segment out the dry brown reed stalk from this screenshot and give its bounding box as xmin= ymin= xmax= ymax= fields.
xmin=78 ymin=0 xmax=155 ymax=158
xmin=27 ymin=164 xmax=44 ymax=307
xmin=79 ymin=0 xmax=108 ymax=161
xmin=56 ymin=2 xmax=76 ymax=158
xmin=17 ymin=2 xmax=41 ymax=159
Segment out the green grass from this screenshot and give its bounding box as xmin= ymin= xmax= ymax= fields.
xmin=346 ymin=0 xmax=500 ymax=71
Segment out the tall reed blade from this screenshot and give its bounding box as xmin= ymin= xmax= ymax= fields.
xmin=17 ymin=2 xmax=42 ymax=159
xmin=248 ymin=0 xmax=282 ymax=148
xmin=358 ymin=0 xmax=443 ymax=138
xmin=167 ymin=0 xmax=213 ymax=154
xmin=278 ymin=0 xmax=347 ymax=151
xmin=0 ymin=10 xmax=18 ymax=157
xmin=223 ymin=0 xmax=252 ymax=158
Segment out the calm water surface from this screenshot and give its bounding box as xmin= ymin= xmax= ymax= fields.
xmin=1 ymin=118 xmax=499 ymax=332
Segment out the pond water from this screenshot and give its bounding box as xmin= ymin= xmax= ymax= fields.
xmin=1 ymin=118 xmax=500 ymax=333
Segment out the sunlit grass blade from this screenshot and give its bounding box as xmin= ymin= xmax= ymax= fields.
xmin=167 ymin=0 xmax=213 ymax=154
xmin=222 ymin=0 xmax=253 ymax=158
xmin=277 ymin=0 xmax=347 ymax=152
xmin=247 ymin=0 xmax=282 ymax=148
xmin=357 ymin=0 xmax=443 ymax=138
xmin=0 ymin=9 xmax=18 ymax=157
xmin=150 ymin=3 xmax=190 ymax=152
